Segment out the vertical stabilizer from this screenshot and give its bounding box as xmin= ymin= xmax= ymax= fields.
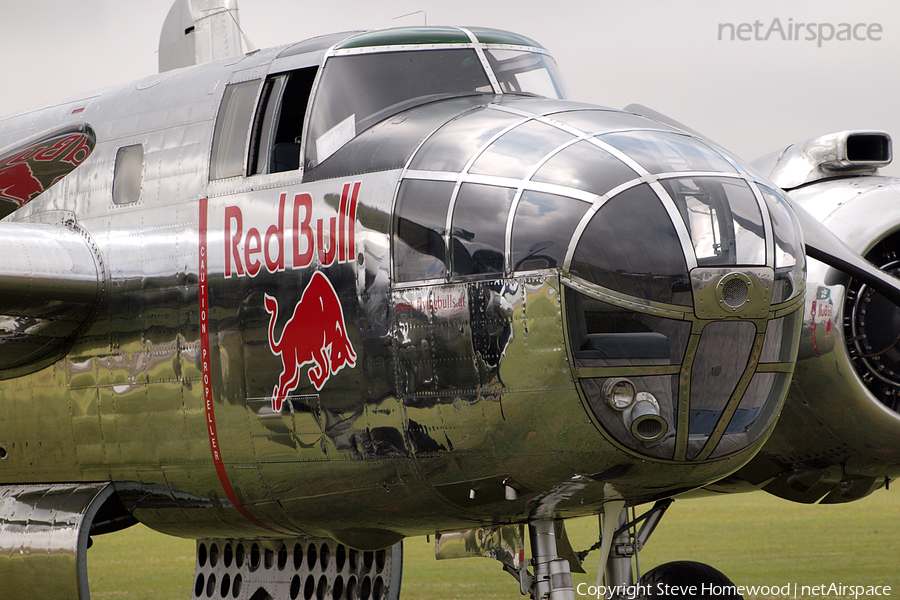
xmin=158 ymin=0 xmax=245 ymax=72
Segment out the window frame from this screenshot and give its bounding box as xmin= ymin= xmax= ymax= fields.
xmin=112 ymin=144 xmax=144 ymax=206
xmin=209 ymin=79 xmax=262 ymax=181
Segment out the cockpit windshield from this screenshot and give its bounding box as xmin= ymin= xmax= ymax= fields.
xmin=304 ymin=28 xmax=570 ymax=169
xmin=306 ymin=49 xmax=491 ymax=167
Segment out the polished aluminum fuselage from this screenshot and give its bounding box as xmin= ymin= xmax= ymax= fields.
xmin=0 ymin=30 xmax=802 ymax=548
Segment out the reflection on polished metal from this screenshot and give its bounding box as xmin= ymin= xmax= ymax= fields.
xmin=603 ymin=509 xmax=634 ymax=590
xmin=754 ymin=130 xmax=891 ymax=191
xmin=0 ymin=220 xmax=104 ymax=379
xmin=0 ymin=483 xmax=113 ymax=600
xmin=713 ymin=146 xmax=900 ymax=504
xmin=435 ymin=525 xmax=523 ymax=569
xmin=0 ymin=6 xmax=843 ymax=597
xmin=594 ymin=499 xmax=625 ymax=590
xmin=530 ymin=519 xmax=575 ymax=600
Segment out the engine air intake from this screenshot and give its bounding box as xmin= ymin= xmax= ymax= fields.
xmin=752 ymin=130 xmax=893 ymax=189
xmin=846 ymin=133 xmax=891 ymax=164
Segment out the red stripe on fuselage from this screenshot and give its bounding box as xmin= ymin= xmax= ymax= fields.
xmin=199 ymin=197 xmax=274 ymax=532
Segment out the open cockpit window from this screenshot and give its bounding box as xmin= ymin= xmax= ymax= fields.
xmin=249 ymin=67 xmax=318 ymax=175
xmin=305 ymin=49 xmax=492 ymax=169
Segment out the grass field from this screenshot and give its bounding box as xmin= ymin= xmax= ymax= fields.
xmin=88 ymin=490 xmax=899 ymax=599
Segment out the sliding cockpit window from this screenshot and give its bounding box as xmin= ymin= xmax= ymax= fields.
xmin=210 ymin=80 xmax=260 ymax=180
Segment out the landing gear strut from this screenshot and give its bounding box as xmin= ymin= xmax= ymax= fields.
xmin=443 ymin=499 xmax=741 ymax=600
xmin=594 ymin=501 xmax=743 ymax=600
xmin=529 ymin=519 xmax=576 ymax=600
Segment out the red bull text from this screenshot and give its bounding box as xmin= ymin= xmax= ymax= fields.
xmin=224 ymin=181 xmax=359 ymax=277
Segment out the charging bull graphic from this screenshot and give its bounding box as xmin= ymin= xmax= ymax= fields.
xmin=265 ymin=271 xmax=357 ymax=411
xmin=0 ymin=126 xmax=95 ymax=213
xmin=0 ymin=163 xmax=45 ymax=207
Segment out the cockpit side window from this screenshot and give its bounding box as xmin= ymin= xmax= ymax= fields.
xmin=451 ymin=184 xmax=515 ymax=276
xmin=483 ymin=49 xmax=568 ymax=99
xmin=248 ymin=67 xmax=318 ymax=175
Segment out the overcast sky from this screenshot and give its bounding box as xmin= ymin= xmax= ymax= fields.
xmin=3 ymin=0 xmax=899 ymax=171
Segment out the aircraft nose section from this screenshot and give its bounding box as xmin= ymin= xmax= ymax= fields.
xmin=551 ymin=119 xmax=807 ymax=463
xmin=395 ymin=99 xmax=806 ymax=463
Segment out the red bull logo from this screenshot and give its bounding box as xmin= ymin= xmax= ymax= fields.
xmin=0 ymin=128 xmax=95 ymax=208
xmin=265 ymin=271 xmax=357 ymax=411
xmin=0 ymin=163 xmax=45 ymax=207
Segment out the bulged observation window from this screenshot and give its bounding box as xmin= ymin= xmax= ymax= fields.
xmin=113 ymin=144 xmax=143 ymax=205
